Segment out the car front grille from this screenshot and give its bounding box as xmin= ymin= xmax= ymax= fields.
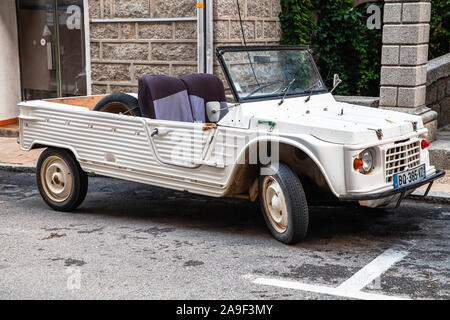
xmin=385 ymin=140 xmax=421 ymax=183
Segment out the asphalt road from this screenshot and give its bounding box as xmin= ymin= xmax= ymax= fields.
xmin=0 ymin=171 xmax=449 ymax=300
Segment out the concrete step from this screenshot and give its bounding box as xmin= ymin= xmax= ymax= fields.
xmin=429 ymin=125 xmax=450 ymax=170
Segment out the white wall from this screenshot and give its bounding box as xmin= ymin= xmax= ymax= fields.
xmin=0 ymin=0 xmax=21 ymax=121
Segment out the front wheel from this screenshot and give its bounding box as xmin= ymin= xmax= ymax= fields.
xmin=259 ymin=163 xmax=309 ymax=244
xmin=36 ymin=148 xmax=88 ymax=212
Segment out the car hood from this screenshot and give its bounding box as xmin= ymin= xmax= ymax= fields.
xmin=221 ymin=93 xmax=425 ymax=145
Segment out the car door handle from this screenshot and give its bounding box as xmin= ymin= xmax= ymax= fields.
xmin=151 ymin=128 xmax=159 ymax=137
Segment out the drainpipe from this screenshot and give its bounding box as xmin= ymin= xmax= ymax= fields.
xmin=197 ymin=0 xmax=214 ymax=74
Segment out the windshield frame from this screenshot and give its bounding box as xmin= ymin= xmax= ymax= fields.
xmin=216 ymin=45 xmax=328 ymax=103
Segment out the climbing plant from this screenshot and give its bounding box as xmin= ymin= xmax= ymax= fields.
xmin=429 ymin=0 xmax=450 ymax=60
xmin=279 ymin=0 xmax=382 ymax=96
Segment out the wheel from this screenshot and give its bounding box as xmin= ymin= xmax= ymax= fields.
xmin=36 ymin=148 xmax=88 ymax=212
xmin=259 ymin=163 xmax=309 ymax=244
xmin=93 ymin=93 xmax=141 ymax=117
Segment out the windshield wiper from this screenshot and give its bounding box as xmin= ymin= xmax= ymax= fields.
xmin=304 ymin=80 xmax=322 ymax=103
xmin=278 ymin=78 xmax=296 ymax=106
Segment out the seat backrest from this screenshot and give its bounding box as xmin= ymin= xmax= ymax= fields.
xmin=138 ymin=75 xmax=194 ymax=122
xmin=180 ymin=73 xmax=228 ymax=123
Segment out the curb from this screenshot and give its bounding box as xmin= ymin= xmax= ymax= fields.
xmin=0 ymin=164 xmax=36 ymax=173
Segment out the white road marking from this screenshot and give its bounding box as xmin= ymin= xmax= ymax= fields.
xmin=252 ymin=248 xmax=410 ymax=300
xmin=253 ymin=277 xmax=408 ymax=300
xmin=338 ymin=248 xmax=409 ymax=292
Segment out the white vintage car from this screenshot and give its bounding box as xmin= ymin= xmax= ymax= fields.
xmin=18 ymin=46 xmax=444 ymax=244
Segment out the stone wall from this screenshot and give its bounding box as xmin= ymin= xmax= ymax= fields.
xmin=426 ymin=53 xmax=450 ymax=128
xmin=89 ymin=0 xmax=198 ymax=94
xmin=88 ymin=0 xmax=282 ymax=95
xmin=212 ymin=0 xmax=282 ymax=91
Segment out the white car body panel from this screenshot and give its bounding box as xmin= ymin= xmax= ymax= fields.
xmin=18 ymin=89 xmax=437 ymax=208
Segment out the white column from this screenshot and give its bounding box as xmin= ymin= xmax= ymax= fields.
xmin=0 ymin=0 xmax=22 ymax=122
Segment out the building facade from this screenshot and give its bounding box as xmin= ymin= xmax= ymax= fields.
xmin=0 ymin=0 xmax=281 ymax=122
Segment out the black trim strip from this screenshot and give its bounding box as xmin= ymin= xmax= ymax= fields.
xmin=338 ymin=170 xmax=446 ymax=201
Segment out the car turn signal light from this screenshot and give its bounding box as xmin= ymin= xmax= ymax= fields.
xmin=354 ymin=158 xmax=364 ymax=170
xmin=421 ymin=140 xmax=430 ymax=149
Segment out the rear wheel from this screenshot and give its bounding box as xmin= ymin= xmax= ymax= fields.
xmin=259 ymin=163 xmax=309 ymax=244
xmin=36 ymin=148 xmax=88 ymax=211
xmin=93 ymin=93 xmax=141 ymax=117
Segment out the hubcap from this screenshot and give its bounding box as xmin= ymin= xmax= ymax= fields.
xmin=262 ymin=176 xmax=288 ymax=233
xmin=40 ymin=156 xmax=73 ymax=203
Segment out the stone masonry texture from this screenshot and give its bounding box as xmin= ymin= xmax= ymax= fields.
xmin=380 ymin=0 xmax=431 ymax=111
xmin=88 ymin=0 xmax=282 ymax=94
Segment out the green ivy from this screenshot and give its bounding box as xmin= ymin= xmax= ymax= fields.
xmin=429 ymin=0 xmax=450 ymax=60
xmin=279 ymin=0 xmax=449 ymax=96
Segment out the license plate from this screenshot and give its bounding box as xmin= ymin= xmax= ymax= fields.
xmin=393 ymin=164 xmax=426 ymax=189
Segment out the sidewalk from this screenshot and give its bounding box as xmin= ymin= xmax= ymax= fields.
xmin=1 ymin=136 xmax=448 ymax=202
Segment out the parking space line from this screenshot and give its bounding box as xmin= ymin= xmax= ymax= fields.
xmin=252 ymin=248 xmax=410 ymax=300
xmin=338 ymin=248 xmax=409 ymax=292
xmin=253 ymin=277 xmax=407 ymax=300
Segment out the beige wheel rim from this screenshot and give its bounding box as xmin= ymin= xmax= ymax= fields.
xmin=40 ymin=156 xmax=73 ymax=203
xmin=262 ymin=176 xmax=288 ymax=233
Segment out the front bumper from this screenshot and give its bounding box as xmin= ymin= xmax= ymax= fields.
xmin=338 ymin=170 xmax=445 ymax=203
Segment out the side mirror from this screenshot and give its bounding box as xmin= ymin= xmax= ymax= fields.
xmin=333 ymin=74 xmax=342 ymax=88
xmin=331 ymin=74 xmax=343 ymax=93
xmin=206 ymin=101 xmax=221 ymax=123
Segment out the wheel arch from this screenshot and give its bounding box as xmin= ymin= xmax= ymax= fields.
xmin=223 ymin=136 xmax=339 ymax=198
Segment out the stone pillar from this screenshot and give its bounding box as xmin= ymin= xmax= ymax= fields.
xmin=379 ymin=0 xmax=437 ymax=140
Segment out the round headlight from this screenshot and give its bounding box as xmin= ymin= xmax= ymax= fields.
xmin=360 ymin=149 xmax=375 ymax=172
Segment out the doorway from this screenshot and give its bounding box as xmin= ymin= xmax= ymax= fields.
xmin=17 ymin=0 xmax=87 ymax=100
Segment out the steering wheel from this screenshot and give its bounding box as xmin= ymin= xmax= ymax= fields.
xmin=244 ymin=79 xmax=285 ymax=99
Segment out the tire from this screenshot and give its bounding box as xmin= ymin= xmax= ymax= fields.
xmin=93 ymin=93 xmax=141 ymax=117
xmin=259 ymin=163 xmax=309 ymax=244
xmin=36 ymin=148 xmax=88 ymax=212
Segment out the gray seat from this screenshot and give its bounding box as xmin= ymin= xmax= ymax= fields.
xmin=180 ymin=73 xmax=228 ymax=123
xmin=138 ymin=75 xmax=194 ymax=122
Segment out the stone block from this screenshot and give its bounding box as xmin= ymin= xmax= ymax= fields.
xmin=89 ymin=0 xmax=101 ymax=19
xmin=90 ymin=42 xmax=100 ymax=60
xmin=151 ymin=43 xmax=197 ymax=61
xmin=91 ymin=63 xmax=131 ymax=81
xmin=133 ymin=64 xmax=170 ymax=79
xmin=402 ymin=2 xmax=431 ymax=23
xmin=175 ymin=21 xmax=197 ymax=40
xmin=110 ymin=85 xmax=138 ymax=93
xmin=383 ymin=3 xmax=402 ymax=23
xmin=102 ymin=43 xmax=149 ymax=61
xmin=438 ymin=97 xmax=450 ymax=127
xmin=382 ymin=24 xmax=430 ymax=44
xmin=120 ymin=23 xmax=136 ymax=39
xmin=426 ymin=84 xmax=438 ymax=105
xmin=397 ymin=85 xmax=426 ymax=107
xmin=91 ymin=84 xmax=108 ymax=94
xmin=247 ymin=0 xmax=271 ymax=18
xmin=272 ymin=0 xmax=282 ymax=18
xmin=214 ymin=20 xmax=229 ymax=40
xmin=437 ymin=79 xmax=447 ymax=101
xmin=138 ymin=23 xmax=173 ymax=40
xmin=424 ymin=119 xmax=437 ymax=142
xmin=380 ymin=65 xmax=427 ymax=86
xmin=213 ymin=0 xmax=238 ymax=18
xmin=90 ymin=23 xmax=119 ymax=40
xmin=399 ymin=44 xmax=428 ymax=65
xmin=230 ymin=21 xmax=255 ymax=40
xmin=263 ymin=21 xmax=280 ymax=39
xmin=379 ymin=86 xmax=398 ymax=107
xmin=171 ymin=65 xmax=198 ymax=77
xmin=381 ymin=45 xmax=399 ymax=65
xmin=154 ymin=0 xmax=196 ymax=18
xmin=114 ymin=0 xmax=149 ymax=18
